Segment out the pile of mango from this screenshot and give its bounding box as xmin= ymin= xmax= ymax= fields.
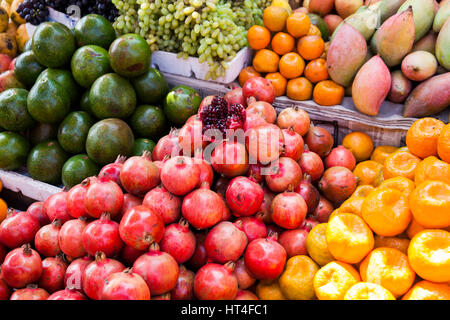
xmin=0 ymin=0 xmax=29 ymax=59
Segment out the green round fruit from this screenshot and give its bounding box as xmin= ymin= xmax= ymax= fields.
xmin=86 ymin=118 xmax=134 ymax=165
xmin=130 ymin=105 xmax=167 ymax=139
xmin=109 ymin=33 xmax=151 ymax=78
xmin=132 ymin=138 xmax=156 ymax=156
xmin=0 ymin=88 xmax=35 ymax=131
xmin=58 ymin=111 xmax=95 ymax=154
xmin=37 ymin=68 xmax=79 ymax=106
xmin=62 ymin=154 xmax=99 ymax=188
xmin=14 ymin=51 xmax=45 ymax=87
xmin=27 ymin=140 xmax=68 ymax=184
xmin=164 ymin=85 xmax=202 ymax=126
xmin=308 ymin=13 xmax=330 ymax=41
xmin=131 ymin=68 xmax=169 ymax=104
xmin=74 ymin=14 xmax=116 ymax=49
xmin=80 ymin=91 xmax=93 ymax=115
xmin=32 ymin=21 xmax=76 ymax=68
xmin=0 ymin=131 xmax=30 ymax=170
xmin=27 ymin=77 xmax=70 ymax=124
xmin=29 ymin=122 xmax=58 ymax=145
xmin=89 ymin=73 xmax=136 ymax=119
xmin=71 ymin=45 xmax=111 ymax=88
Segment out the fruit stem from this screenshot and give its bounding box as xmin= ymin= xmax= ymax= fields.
xmin=94 ymin=251 xmax=106 ymax=262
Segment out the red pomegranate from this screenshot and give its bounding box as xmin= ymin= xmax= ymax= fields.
xmin=34 ymin=219 xmax=61 ymax=257
xmin=170 ymin=265 xmax=195 ymax=300
xmin=187 ymin=233 xmax=208 ymax=271
xmin=38 ymin=256 xmax=68 ymax=293
xmin=160 ymin=219 xmax=196 ymax=264
xmin=235 ymin=289 xmax=259 ymax=300
xmin=224 ymin=87 xmax=246 ymax=107
xmin=220 ymin=198 xmax=232 ymax=221
xmin=120 ymin=245 xmax=146 ymax=266
xmin=281 ymin=128 xmax=305 ymax=161
xmin=47 ymin=288 xmax=87 ymax=300
xmin=260 ymin=187 xmax=275 ymax=224
xmin=246 ymin=100 xmax=277 ymax=123
xmin=244 ymin=233 xmax=287 ymax=280
xmin=119 ymin=205 xmax=165 ymax=251
xmin=160 ymin=156 xmax=200 ymax=196
xmin=265 ymin=157 xmax=302 ymax=193
xmin=211 ymin=141 xmax=249 ymax=178
xmin=319 ymin=166 xmax=357 ymax=205
xmin=182 ymin=183 xmax=224 ymax=229
xmin=82 ymin=213 xmax=124 ymax=258
xmin=0 ymin=209 xmax=40 ymax=248
xmin=213 ymin=176 xmax=230 ymax=198
xmin=233 ymin=258 xmax=256 ymax=290
xmin=82 ymin=252 xmax=125 ymax=300
xmin=295 ymin=174 xmax=320 ymax=214
xmin=325 ymin=145 xmax=356 ymax=170
xmin=304 ymin=126 xmax=334 ymax=157
xmin=205 ymin=221 xmax=248 ymax=264
xmin=298 ymin=150 xmax=324 ymax=182
xmin=302 ymin=218 xmax=320 ymax=232
xmin=178 ymin=117 xmax=207 ymax=156
xmin=271 ymin=192 xmax=308 ymax=229
xmin=43 ymin=191 xmax=71 ymax=224
xmin=143 ymin=186 xmax=181 ymax=225
xmin=279 ymin=227 xmax=309 ymax=258
xmin=10 ymin=285 xmax=49 ymax=300
xmin=246 ymin=124 xmax=284 ymax=164
xmin=0 ymin=271 xmax=10 ymax=300
xmin=66 ymin=179 xmax=90 ymax=218
xmin=152 ymin=129 xmax=182 ymax=161
xmin=26 ymin=201 xmax=49 ymax=226
xmin=242 ymin=77 xmax=276 ymax=104
xmin=194 ymin=262 xmax=238 ymax=300
xmin=311 ymin=196 xmax=334 ymax=223
xmin=194 ymin=150 xmax=214 ymax=188
xmin=84 ymin=176 xmax=124 ymax=219
xmin=225 ymin=176 xmax=264 ymax=217
xmin=243 ymin=112 xmax=268 ymax=132
xmin=120 ymin=151 xmax=160 ymax=197
xmin=64 ymin=256 xmax=93 ymax=292
xmin=59 ymin=218 xmax=87 ymax=259
xmin=0 ymin=243 xmax=5 ymax=264
xmin=198 ymin=95 xmax=215 ymax=114
xmin=101 ymin=269 xmax=150 ymax=300
xmin=98 ymin=155 xmax=126 ymax=185
xmin=266 ymin=224 xmax=284 ymax=236
xmin=117 ymin=193 xmax=142 ymax=223
xmin=132 ymin=243 xmax=179 ymax=295
xmin=236 ymin=213 xmax=267 ymax=242
xmin=247 ymin=163 xmax=265 ymax=183
xmin=276 ymin=106 xmax=311 ymax=136
xmin=2 ymin=244 xmax=42 ymax=288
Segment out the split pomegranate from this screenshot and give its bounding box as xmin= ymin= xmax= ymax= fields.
xmin=66 ymin=179 xmax=91 ymax=218
xmin=120 ymin=245 xmax=146 ymax=266
xmin=319 ymin=166 xmax=357 ymax=205
xmin=298 ymin=150 xmax=324 ymax=182
xmin=178 ymin=117 xmax=207 ymax=155
xmin=295 ymin=174 xmax=320 ymax=214
xmin=182 ymin=182 xmax=224 ymax=229
xmin=271 ymin=192 xmax=308 ymax=229
xmin=43 ymin=191 xmax=72 ymax=224
xmin=246 ymin=124 xmax=284 ymax=164
xmin=311 ymin=196 xmax=334 ymax=223
xmin=119 ymin=205 xmax=165 ymax=250
xmin=9 ymin=285 xmax=49 ymax=300
xmin=187 ymin=233 xmax=208 ymax=271
xmin=132 ymin=243 xmax=179 ymax=295
xmin=325 ymin=145 xmax=356 ymax=171
xmin=281 ymin=128 xmax=305 ymax=161
xmin=265 ymin=157 xmax=302 ymax=193
xmin=304 ymin=126 xmax=334 ymax=157
xmin=170 ymin=265 xmax=195 ymax=300
xmin=84 ymin=176 xmax=124 ymax=219
xmin=235 ymin=289 xmax=259 ymax=300
xmin=26 ymin=201 xmax=49 ymax=226
xmin=211 ymin=141 xmax=249 ymax=178
xmin=59 ymin=218 xmax=88 ymax=259
xmin=198 ymin=95 xmax=215 ymax=114
xmin=194 ymin=262 xmax=238 ymax=300
xmin=117 ymin=193 xmax=142 ymax=222
xmin=152 ymin=129 xmax=182 ymax=161
xmin=224 ymin=87 xmax=246 ymax=107
xmin=244 ymin=233 xmax=287 ymax=280
xmin=160 ymin=218 xmax=196 ymax=264
xmin=242 ymin=77 xmax=276 ymax=104
xmin=276 ymin=106 xmax=311 ymax=136
xmin=47 ymin=288 xmax=87 ymax=300
xmin=233 ymin=258 xmax=256 ymax=290
xmin=226 ymin=176 xmax=264 ymax=217
xmin=38 ymin=256 xmax=68 ymax=293
xmin=160 ymin=156 xmax=200 ymax=196
xmin=101 ymin=269 xmax=150 ymax=300
xmin=246 ymin=100 xmax=277 ymax=123
xmin=82 ymin=252 xmax=125 ymax=300
xmin=82 ymin=213 xmax=124 ymax=258
xmin=279 ymin=227 xmax=309 ymax=258
xmin=64 ymin=256 xmax=93 ymax=292
xmin=205 ymin=221 xmax=248 ymax=264
xmin=2 ymin=244 xmax=42 ymax=288
xmin=34 ymin=219 xmax=61 ymax=257
xmin=98 ymin=155 xmax=126 ymax=185
xmin=0 ymin=210 xmax=40 ymax=248
xmin=143 ymin=186 xmax=181 ymax=225
xmin=200 ymin=97 xmax=246 ymax=136
xmin=120 ymin=151 xmax=160 ymax=196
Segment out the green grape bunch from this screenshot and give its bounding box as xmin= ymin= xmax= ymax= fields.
xmin=112 ymin=0 xmax=272 ymax=80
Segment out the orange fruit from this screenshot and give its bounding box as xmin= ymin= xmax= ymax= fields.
xmin=286 ymin=12 xmax=311 ymax=38
xmin=253 ymin=49 xmax=280 ymax=73
xmin=402 ymin=280 xmax=450 ymax=300
xmin=326 ymin=213 xmax=374 ymax=264
xmin=360 ymin=247 xmax=415 ymax=297
xmin=362 ymin=188 xmax=412 ymax=237
xmin=409 ymin=180 xmax=450 ymax=229
xmin=0 ymin=198 xmax=7 ymax=223
xmin=304 ymin=58 xmax=328 ymax=83
xmin=437 ymin=124 xmax=450 ymax=163
xmin=406 ymin=118 xmax=445 ymax=159
xmin=370 ymin=146 xmax=398 ymax=165
xmin=378 ymin=177 xmax=415 ymax=199
xmin=256 ymin=280 xmax=287 ymax=300
xmin=383 ymin=150 xmax=421 ymax=180
xmin=338 ymin=196 xmax=365 ymax=217
xmin=247 ymin=25 xmax=271 ymax=50
xmin=307 ymin=24 xmax=322 ymax=37
xmin=297 ymin=35 xmax=324 ymax=60
xmin=408 ymin=229 xmax=450 ymax=283
xmin=313 ymin=261 xmax=361 ymax=300
xmin=239 ymin=66 xmax=261 ymax=87
xmin=352 ymin=160 xmax=384 ymax=187
xmin=306 ymin=223 xmax=334 ymax=266
xmin=265 ymin=72 xmax=287 ymax=97
xmin=0 ymin=179 xmax=2 ymax=192
xmin=312 ymin=80 xmax=344 ymax=106
xmin=279 ymin=52 xmax=305 ymax=79
xmin=271 ymin=32 xmax=295 ymax=55
xmin=344 ymin=282 xmax=396 ymax=300
xmin=414 ymin=156 xmax=450 ymax=185
xmin=279 ymin=255 xmax=319 ymax=300
xmin=328 ymin=208 xmax=343 ymax=220
xmin=374 ymin=235 xmax=410 ymax=255
xmin=263 ymin=5 xmax=290 ymax=32
xmin=406 ymin=218 xmax=425 ymax=240
xmin=351 ymin=185 xmax=375 ymax=198
xmin=286 ymin=77 xmax=312 ymax=101
xmin=343 ymin=132 xmax=374 ymax=163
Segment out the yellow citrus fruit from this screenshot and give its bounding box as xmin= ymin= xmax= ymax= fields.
xmin=343 ymin=132 xmax=374 ymax=162
xmin=351 ymin=185 xmax=375 ymax=198
xmin=414 ymin=156 xmax=450 ymax=185
xmin=383 ymin=150 xmax=421 ymax=181
xmin=402 ymin=280 xmax=450 ymax=300
xmin=0 ymin=198 xmax=7 ymax=223
xmin=370 ymin=146 xmax=398 ymax=165
xmin=279 ymin=255 xmax=319 ymax=300
xmin=338 ymin=196 xmax=365 ymax=217
xmin=306 ymin=223 xmax=334 ymax=266
xmin=353 ymin=160 xmax=384 ymax=187
xmin=378 ymin=177 xmax=416 ymax=199
xmin=406 ymin=218 xmax=425 ymax=240
xmin=374 ymin=235 xmax=410 ymax=255
xmin=344 ymin=282 xmax=396 ymax=300
xmin=256 ymin=280 xmax=287 ymax=300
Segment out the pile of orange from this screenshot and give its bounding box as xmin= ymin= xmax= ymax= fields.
xmin=242 ymin=6 xmax=344 ymax=106
xmin=0 ymin=179 xmax=7 ymax=223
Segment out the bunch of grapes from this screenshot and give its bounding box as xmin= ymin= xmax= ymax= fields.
xmin=112 ymin=0 xmax=271 ymax=80
xmin=17 ymin=0 xmax=49 ymax=25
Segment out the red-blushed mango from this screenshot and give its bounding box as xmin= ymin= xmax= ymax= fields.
xmin=401 ymin=51 xmax=438 ymax=82
xmin=352 ymin=55 xmax=391 ymax=116
xmin=398 ymin=0 xmax=435 ymax=42
xmin=335 ymin=0 xmax=363 ymax=19
xmin=403 ymin=72 xmax=450 ymax=118
xmin=376 ymin=8 xmax=415 ymax=67
xmin=323 ymin=15 xmax=343 ymax=35
xmin=308 ymin=0 xmax=334 ymax=16
xmin=436 ymin=18 xmax=450 ymax=70
xmin=433 ymin=0 xmax=450 ymax=32
xmin=411 ymin=31 xmax=437 ymax=53
xmin=387 ymin=70 xmax=412 ymax=104
xmin=373 ymin=0 xmax=407 ymax=22
xmin=327 ymin=23 xmax=367 ymax=87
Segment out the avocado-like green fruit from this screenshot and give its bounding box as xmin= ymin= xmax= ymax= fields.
xmin=130 ymin=105 xmax=167 ymax=139
xmin=29 ymin=122 xmax=58 ymax=145
xmin=37 ymin=68 xmax=79 ymax=106
xmin=58 ymin=111 xmax=95 ymax=154
xmin=14 ymin=51 xmax=45 ymax=87
xmin=27 ymin=140 xmax=68 ymax=184
xmin=71 ymin=45 xmax=111 ymax=88
xmin=23 ymin=40 xmax=32 ymax=52
xmin=62 ymin=154 xmax=99 ymax=188
xmin=80 ymin=91 xmax=93 ymax=115
xmin=132 ymin=138 xmax=156 ymax=156
xmin=74 ymin=14 xmax=116 ymax=49
xmin=131 ymin=68 xmax=169 ymax=104
xmin=0 ymin=88 xmax=34 ymax=131
xmin=0 ymin=131 xmax=30 ymax=170
xmin=164 ymin=85 xmax=202 ymax=126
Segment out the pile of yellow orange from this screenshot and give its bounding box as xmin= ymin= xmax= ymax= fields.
xmin=0 ymin=179 xmax=6 ymax=223
xmin=257 ymin=118 xmax=450 ymax=300
xmin=240 ymin=4 xmax=345 ymax=106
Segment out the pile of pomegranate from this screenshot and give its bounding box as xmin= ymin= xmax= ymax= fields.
xmin=0 ymin=77 xmax=358 ymax=300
